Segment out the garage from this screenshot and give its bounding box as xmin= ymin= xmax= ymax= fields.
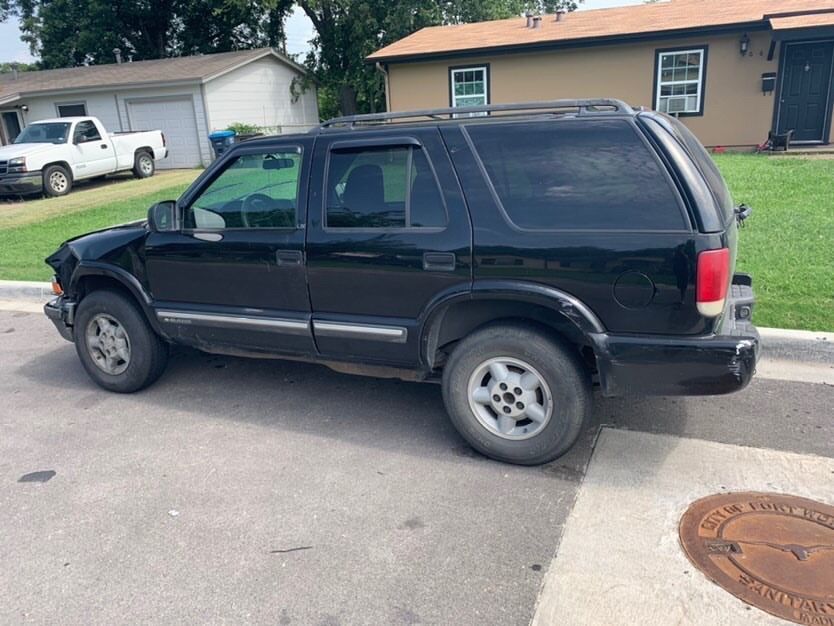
xmin=127 ymin=98 xmax=202 ymax=170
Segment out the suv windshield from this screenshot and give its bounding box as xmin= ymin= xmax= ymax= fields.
xmin=14 ymin=123 xmax=71 ymax=144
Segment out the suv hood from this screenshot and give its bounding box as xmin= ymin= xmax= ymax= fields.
xmin=0 ymin=143 xmax=60 ymax=160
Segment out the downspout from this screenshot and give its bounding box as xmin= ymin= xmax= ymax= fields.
xmin=375 ymin=61 xmax=391 ymax=112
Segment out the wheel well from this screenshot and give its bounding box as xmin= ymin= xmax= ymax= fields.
xmin=134 ymin=146 xmax=153 ymax=158
xmin=426 ymin=300 xmax=596 ymax=372
xmin=42 ymin=161 xmax=73 ymax=179
xmin=74 ymin=275 xmax=150 ymax=323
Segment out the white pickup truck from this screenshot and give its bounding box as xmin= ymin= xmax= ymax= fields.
xmin=0 ymin=117 xmax=167 ymax=197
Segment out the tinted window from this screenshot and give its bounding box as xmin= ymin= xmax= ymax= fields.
xmin=326 ymin=145 xmax=446 ymax=229
xmin=185 ymin=150 xmax=301 ymax=229
xmin=74 ymin=120 xmax=101 ymax=143
xmin=660 ymin=114 xmax=734 ymax=223
xmin=467 ymin=119 xmax=686 ymax=231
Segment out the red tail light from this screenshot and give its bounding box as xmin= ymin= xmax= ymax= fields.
xmin=696 ymin=248 xmax=730 ymax=317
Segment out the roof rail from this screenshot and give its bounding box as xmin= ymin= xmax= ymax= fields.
xmin=320 ymin=98 xmax=633 ymax=129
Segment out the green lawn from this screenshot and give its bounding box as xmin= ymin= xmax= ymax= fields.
xmin=0 ymin=155 xmax=831 ymax=331
xmin=0 ymin=178 xmax=195 ymax=280
xmin=713 ymin=154 xmax=834 ymax=331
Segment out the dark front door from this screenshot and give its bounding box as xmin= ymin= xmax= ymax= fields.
xmin=778 ymin=41 xmax=834 ymax=142
xmin=305 ymin=128 xmax=472 ymax=366
xmin=145 ymin=140 xmax=316 ymax=355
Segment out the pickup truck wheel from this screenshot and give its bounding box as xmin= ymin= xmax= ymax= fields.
xmin=133 ymin=152 xmax=155 ymax=179
xmin=43 ymin=164 xmax=72 ymax=197
xmin=442 ymin=323 xmax=591 ymax=465
xmin=73 ymin=290 xmax=168 ymax=393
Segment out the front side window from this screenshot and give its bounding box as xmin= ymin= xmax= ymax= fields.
xmin=74 ymin=121 xmax=101 ymax=143
xmin=185 ymin=150 xmax=301 ymax=230
xmin=325 ymin=145 xmax=446 ymax=229
xmin=655 ymin=48 xmax=706 ymax=115
xmin=450 ymin=66 xmax=489 ymax=116
xmin=466 ymin=119 xmax=687 ymax=231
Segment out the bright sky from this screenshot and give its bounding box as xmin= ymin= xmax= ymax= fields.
xmin=0 ymin=0 xmax=646 ymax=63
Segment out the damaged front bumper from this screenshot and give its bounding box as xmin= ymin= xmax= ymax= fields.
xmin=44 ymin=296 xmax=76 ymax=342
xmin=591 ymin=274 xmax=760 ymax=397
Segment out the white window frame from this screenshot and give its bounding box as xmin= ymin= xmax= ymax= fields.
xmin=450 ymin=66 xmax=488 ymax=117
xmin=55 ymin=101 xmax=88 ymax=117
xmin=655 ymin=48 xmax=706 ymax=115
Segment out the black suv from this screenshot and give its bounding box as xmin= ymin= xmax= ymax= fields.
xmin=44 ymin=99 xmax=758 ymax=465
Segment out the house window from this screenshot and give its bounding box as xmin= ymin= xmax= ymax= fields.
xmin=655 ymin=48 xmax=707 ymax=116
xmin=56 ymin=102 xmax=87 ymax=117
xmin=450 ymin=66 xmax=489 ymax=116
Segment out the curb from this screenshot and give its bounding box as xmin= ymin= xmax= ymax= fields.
xmin=0 ymin=280 xmax=53 ymax=300
xmin=758 ymin=327 xmax=833 ymax=365
xmin=0 ymin=280 xmax=831 ymax=365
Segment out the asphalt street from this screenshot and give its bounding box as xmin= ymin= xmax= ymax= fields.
xmin=1 ymin=308 xmax=832 ymax=625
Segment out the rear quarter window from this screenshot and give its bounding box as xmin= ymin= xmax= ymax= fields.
xmin=465 ymin=118 xmax=687 ymax=231
xmin=655 ymin=114 xmax=735 ymax=223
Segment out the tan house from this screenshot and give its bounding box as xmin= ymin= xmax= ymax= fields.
xmin=368 ymin=0 xmax=834 ymax=148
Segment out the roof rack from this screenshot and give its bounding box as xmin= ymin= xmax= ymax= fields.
xmin=320 ymin=98 xmax=633 ymax=129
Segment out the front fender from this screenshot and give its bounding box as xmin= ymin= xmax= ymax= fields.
xmin=70 ymin=261 xmax=167 ymax=337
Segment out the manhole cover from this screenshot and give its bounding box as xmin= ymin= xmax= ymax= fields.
xmin=680 ymin=492 xmax=834 ymax=625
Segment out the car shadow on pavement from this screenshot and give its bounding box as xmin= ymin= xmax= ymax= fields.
xmin=17 ymin=341 xmax=677 ymax=474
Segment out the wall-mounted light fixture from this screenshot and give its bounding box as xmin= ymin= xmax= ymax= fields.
xmin=740 ymin=33 xmax=750 ymax=56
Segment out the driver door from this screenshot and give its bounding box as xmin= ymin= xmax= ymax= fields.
xmin=144 ymin=139 xmax=315 ymax=355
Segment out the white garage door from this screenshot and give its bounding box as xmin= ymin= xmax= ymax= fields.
xmin=127 ymin=98 xmax=201 ymax=169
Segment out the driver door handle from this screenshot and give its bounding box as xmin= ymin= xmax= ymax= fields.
xmin=276 ymin=250 xmax=303 ymax=266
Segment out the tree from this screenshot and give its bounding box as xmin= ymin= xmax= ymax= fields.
xmin=4 ymin=0 xmax=294 ymax=69
xmin=298 ymin=0 xmax=583 ymax=118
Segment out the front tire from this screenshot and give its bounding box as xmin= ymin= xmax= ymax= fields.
xmin=73 ymin=290 xmax=168 ymax=393
xmin=442 ymin=323 xmax=591 ymax=465
xmin=43 ymin=164 xmax=72 ymax=197
xmin=133 ymin=151 xmax=155 ymax=179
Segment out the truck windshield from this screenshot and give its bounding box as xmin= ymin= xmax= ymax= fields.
xmin=14 ymin=123 xmax=71 ymax=144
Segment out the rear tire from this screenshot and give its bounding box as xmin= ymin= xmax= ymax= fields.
xmin=441 ymin=322 xmax=591 ymax=465
xmin=73 ymin=290 xmax=168 ymax=393
xmin=43 ymin=164 xmax=72 ymax=197
xmin=133 ymin=151 xmax=155 ymax=179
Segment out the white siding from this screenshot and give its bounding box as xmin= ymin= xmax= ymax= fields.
xmin=203 ymin=56 xmax=319 ymax=136
xmin=23 ymin=91 xmax=122 ymax=131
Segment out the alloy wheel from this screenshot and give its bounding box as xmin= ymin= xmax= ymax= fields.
xmin=467 ymin=356 xmax=553 ymax=440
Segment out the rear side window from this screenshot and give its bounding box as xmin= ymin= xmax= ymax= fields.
xmin=325 ymin=145 xmax=446 ymax=229
xmin=465 ymin=119 xmax=687 ymax=231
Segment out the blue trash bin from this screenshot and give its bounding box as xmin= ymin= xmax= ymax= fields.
xmin=208 ymin=130 xmax=236 ymax=159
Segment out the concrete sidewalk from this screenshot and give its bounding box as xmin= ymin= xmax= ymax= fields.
xmin=532 ymin=429 xmax=834 ymax=625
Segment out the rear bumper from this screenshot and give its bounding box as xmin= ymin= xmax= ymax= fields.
xmin=44 ymin=296 xmax=76 ymax=342
xmin=592 ymin=274 xmax=760 ymax=397
xmin=0 ymin=171 xmax=43 ymax=195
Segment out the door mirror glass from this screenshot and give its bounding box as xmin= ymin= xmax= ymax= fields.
xmin=147 ymin=200 xmax=179 ymax=232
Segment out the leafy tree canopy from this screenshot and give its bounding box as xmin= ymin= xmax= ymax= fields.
xmin=1 ymin=0 xmax=581 ymax=117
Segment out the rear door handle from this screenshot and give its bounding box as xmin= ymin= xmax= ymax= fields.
xmin=423 ymin=252 xmax=456 ymax=272
xmin=276 ymin=250 xmax=303 ymax=266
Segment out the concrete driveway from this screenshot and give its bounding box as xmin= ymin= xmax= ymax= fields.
xmin=1 ymin=307 xmax=832 ymax=625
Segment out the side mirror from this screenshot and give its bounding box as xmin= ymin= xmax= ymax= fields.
xmin=147 ymin=200 xmax=179 ymax=232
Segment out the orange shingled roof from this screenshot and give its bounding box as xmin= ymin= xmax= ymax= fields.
xmin=368 ymin=0 xmax=834 ymax=62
